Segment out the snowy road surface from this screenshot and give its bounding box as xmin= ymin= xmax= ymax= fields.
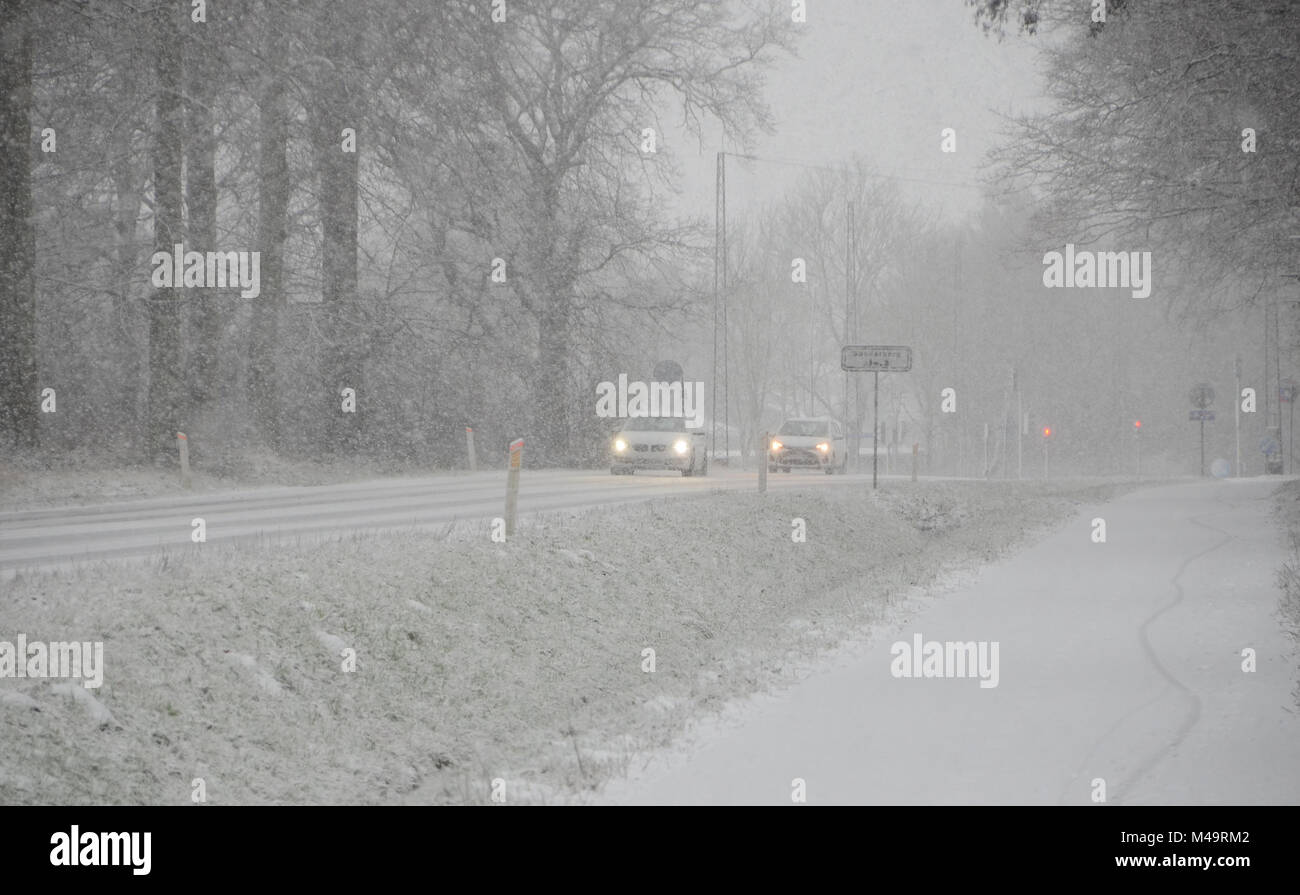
xmin=0 ymin=466 xmax=892 ymax=574
xmin=600 ymin=478 xmax=1300 ymax=805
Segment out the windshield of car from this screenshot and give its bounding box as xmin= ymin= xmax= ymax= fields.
xmin=778 ymin=420 xmax=828 ymax=437
xmin=621 ymin=416 xmax=687 ymax=432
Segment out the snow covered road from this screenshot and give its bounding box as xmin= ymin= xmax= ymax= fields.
xmin=0 ymin=466 xmax=891 ymax=574
xmin=600 ymin=478 xmax=1300 ymax=805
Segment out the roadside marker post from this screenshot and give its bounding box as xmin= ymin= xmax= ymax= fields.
xmin=912 ymin=443 xmax=918 ymax=482
xmin=177 ymin=432 xmax=192 ymax=489
xmin=759 ymin=432 xmax=769 ymax=493
xmin=505 ymin=438 xmax=523 ymax=537
xmin=466 ymin=427 xmax=477 ymax=472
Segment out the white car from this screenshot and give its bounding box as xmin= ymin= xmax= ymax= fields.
xmin=769 ymin=417 xmax=847 ymax=474
xmin=610 ymin=417 xmax=708 ymax=476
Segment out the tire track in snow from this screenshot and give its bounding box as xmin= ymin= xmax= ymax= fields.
xmin=1059 ymin=494 xmax=1233 ymax=804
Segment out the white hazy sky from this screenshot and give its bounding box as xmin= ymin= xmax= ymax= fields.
xmin=661 ymin=0 xmax=1048 ymax=226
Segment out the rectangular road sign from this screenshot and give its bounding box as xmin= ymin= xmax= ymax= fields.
xmin=841 ymin=345 xmax=912 ymax=372
xmin=1189 ymin=410 xmax=1216 ymax=421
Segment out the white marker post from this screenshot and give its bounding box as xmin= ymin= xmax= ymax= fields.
xmin=912 ymin=442 xmax=918 ymax=482
xmin=466 ymin=427 xmax=477 ymax=473
xmin=177 ymin=432 xmax=192 ymax=489
xmin=759 ymin=432 xmax=769 ymax=493
xmin=504 ymin=438 xmax=523 ymax=537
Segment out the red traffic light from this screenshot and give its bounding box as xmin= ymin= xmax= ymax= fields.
xmin=1042 ymin=426 xmax=1052 ymax=437
xmin=1134 ymin=420 xmax=1141 ymax=429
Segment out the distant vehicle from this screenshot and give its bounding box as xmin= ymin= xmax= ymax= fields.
xmin=770 ymin=417 xmax=847 ymax=474
xmin=610 ymin=417 xmax=708 ymax=476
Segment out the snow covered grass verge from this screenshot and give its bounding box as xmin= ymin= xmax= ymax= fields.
xmin=1272 ymin=480 xmax=1300 ymax=705
xmin=0 ymin=445 xmax=459 ymax=511
xmin=0 ymin=479 xmax=1134 ymax=805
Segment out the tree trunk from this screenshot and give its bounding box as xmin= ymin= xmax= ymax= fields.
xmin=185 ymin=34 xmax=220 ymax=410
xmin=147 ymin=1 xmax=186 ymax=460
xmin=249 ymin=9 xmax=287 ymax=450
xmin=0 ymin=3 xmax=38 ymax=448
xmin=531 ymin=177 xmax=573 ymax=463
xmin=312 ymin=10 xmax=361 ymax=454
xmin=110 ymin=135 xmax=143 ymax=454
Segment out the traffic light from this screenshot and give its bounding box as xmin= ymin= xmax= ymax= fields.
xmin=1042 ymin=426 xmax=1052 ymax=438
xmin=1134 ymin=420 xmax=1142 ymax=429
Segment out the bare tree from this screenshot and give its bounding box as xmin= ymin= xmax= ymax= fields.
xmin=0 ymin=0 xmax=38 ymax=448
xmin=464 ymin=0 xmax=795 ymax=462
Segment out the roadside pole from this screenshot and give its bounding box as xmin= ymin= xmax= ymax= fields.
xmin=465 ymin=427 xmax=477 ymax=472
xmin=1189 ymin=384 xmax=1216 ymax=478
xmin=177 ymin=432 xmax=192 ymax=489
xmin=1017 ymin=390 xmax=1023 ymax=480
xmin=759 ymin=432 xmax=768 ymax=493
xmin=983 ymin=422 xmax=989 ymax=479
xmin=504 ymin=438 xmax=523 ymax=537
xmin=911 ymin=443 xmax=918 ymax=482
xmin=1235 ymin=356 xmax=1242 ymax=476
xmin=873 ymin=371 xmax=880 ymax=490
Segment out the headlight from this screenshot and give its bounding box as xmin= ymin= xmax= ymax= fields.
xmin=770 ymin=439 xmax=782 ymax=451
xmin=816 ymin=442 xmax=829 ymax=453
xmin=673 ymin=439 xmax=689 ymax=455
xmin=614 ymin=438 xmax=627 ymax=453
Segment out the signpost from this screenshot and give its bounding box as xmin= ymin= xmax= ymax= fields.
xmin=1190 ymin=387 xmax=1211 ymax=478
xmin=841 ymin=346 xmax=913 ymax=489
xmin=504 ymin=438 xmax=523 ymax=537
xmin=1189 ymin=383 xmax=1216 ymax=476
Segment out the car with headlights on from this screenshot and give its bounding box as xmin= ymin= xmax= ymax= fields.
xmin=610 ymin=417 xmax=708 ymax=476
xmin=769 ymin=417 xmax=846 ymax=474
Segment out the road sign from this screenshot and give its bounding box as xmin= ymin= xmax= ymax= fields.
xmin=1189 ymin=410 xmax=1216 ymax=421
xmin=1261 ymin=434 xmax=1281 ymax=455
xmin=840 ymin=345 xmax=912 ymax=489
xmin=1189 ymin=383 xmax=1215 ymax=409
xmin=1280 ymin=380 xmax=1297 ymax=403
xmin=841 ymin=345 xmax=912 ymax=372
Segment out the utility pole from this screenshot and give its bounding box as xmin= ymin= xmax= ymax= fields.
xmin=1234 ymin=354 xmax=1242 ymax=476
xmin=1015 ymin=367 xmax=1022 ymax=480
xmin=719 ymin=153 xmax=728 ymax=465
xmin=846 ymin=200 xmax=855 ymax=472
xmin=712 ymin=152 xmax=721 ymax=464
